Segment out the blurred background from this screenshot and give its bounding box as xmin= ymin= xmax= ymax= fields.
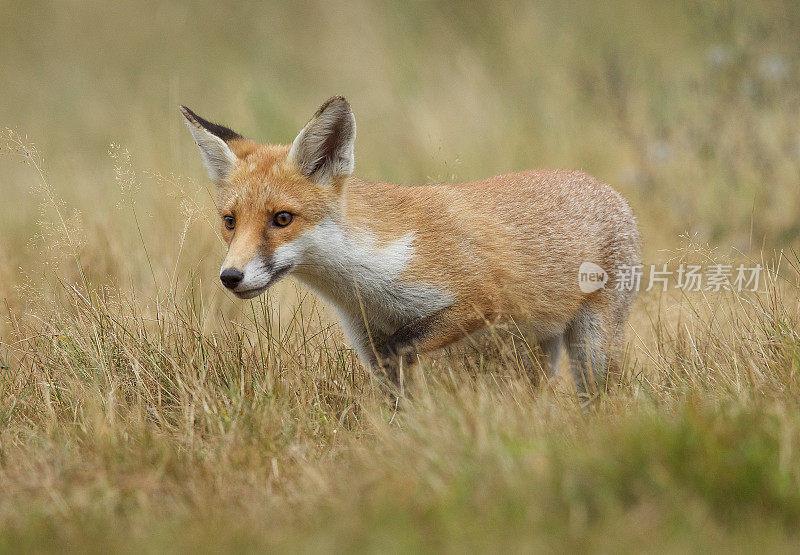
xmin=3 ymin=3 xmax=800 ymax=550
xmin=1 ymin=0 xmax=799 ymax=301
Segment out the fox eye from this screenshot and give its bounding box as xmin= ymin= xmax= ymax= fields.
xmin=273 ymin=211 xmax=294 ymax=227
xmin=223 ymin=216 xmax=235 ymax=230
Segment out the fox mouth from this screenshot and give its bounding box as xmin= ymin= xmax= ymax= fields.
xmin=233 ymin=265 xmax=293 ymax=299
xmin=233 ymin=286 xmax=269 ymax=300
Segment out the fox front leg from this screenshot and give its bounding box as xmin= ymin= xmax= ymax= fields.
xmin=374 ymin=304 xmax=490 ymax=391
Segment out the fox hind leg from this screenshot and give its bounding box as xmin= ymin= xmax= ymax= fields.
xmin=539 ymin=334 xmax=563 ymax=377
xmin=520 ymin=333 xmax=563 ymax=384
xmin=565 ymin=306 xmax=608 ymax=401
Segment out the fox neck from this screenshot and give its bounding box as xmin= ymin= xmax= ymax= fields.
xmin=289 ymin=217 xmax=414 ymax=303
xmin=285 ymin=216 xmax=453 ymax=342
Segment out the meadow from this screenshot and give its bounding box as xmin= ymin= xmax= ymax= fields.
xmin=1 ymin=0 xmax=800 ymax=551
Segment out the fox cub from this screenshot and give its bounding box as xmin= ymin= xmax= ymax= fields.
xmin=181 ymin=96 xmax=640 ymax=397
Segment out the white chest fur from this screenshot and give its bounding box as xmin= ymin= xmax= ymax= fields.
xmin=276 ymin=219 xmax=453 ymax=359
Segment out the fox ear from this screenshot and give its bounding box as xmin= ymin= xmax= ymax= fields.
xmin=179 ymin=106 xmax=241 ymax=184
xmin=288 ymin=96 xmax=355 ymax=186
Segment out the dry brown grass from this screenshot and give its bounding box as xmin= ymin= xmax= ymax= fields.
xmin=2 ymin=1 xmax=800 ymax=551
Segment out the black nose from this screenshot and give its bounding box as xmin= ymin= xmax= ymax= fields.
xmin=220 ymin=268 xmax=244 ymax=289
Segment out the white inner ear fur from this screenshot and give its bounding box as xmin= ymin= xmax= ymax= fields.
xmin=288 ymin=99 xmax=356 ymax=186
xmin=183 ymin=120 xmax=238 ymax=184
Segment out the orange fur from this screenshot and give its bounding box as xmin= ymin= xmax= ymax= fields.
xmin=181 ymin=97 xmax=641 ymax=397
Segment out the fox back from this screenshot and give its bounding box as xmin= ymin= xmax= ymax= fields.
xmin=181 ymin=96 xmax=640 ymax=398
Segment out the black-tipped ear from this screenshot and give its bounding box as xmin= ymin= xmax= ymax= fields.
xmin=180 ymin=106 xmax=242 ymax=142
xmin=287 ymin=96 xmax=356 ymax=186
xmin=179 ymin=106 xmax=241 ymax=184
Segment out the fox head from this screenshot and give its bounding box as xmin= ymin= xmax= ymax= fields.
xmin=180 ymin=97 xmax=356 ymax=298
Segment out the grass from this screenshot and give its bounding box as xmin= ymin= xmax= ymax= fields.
xmin=1 ymin=269 xmax=799 ymax=552
xmin=2 ymin=0 xmax=800 ymax=552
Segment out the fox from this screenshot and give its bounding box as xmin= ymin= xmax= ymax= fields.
xmin=180 ymin=96 xmax=640 ymax=398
